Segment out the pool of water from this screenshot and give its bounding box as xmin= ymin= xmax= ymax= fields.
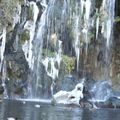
xmin=0 ymin=99 xmax=120 ymax=120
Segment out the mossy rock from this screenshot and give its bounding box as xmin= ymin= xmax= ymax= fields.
xmin=18 ymin=0 xmax=25 ymax=5
xmin=51 ymin=97 xmax=57 ymax=106
xmin=62 ymin=55 xmax=75 ymax=74
xmin=95 ymin=0 xmax=103 ymax=8
xmin=114 ymin=17 xmax=120 ymax=23
xmin=0 ymin=0 xmax=20 ymax=26
xmin=7 ymin=67 xmax=14 ymax=79
xmin=42 ymin=49 xmax=75 ymax=74
xmin=28 ymin=5 xmax=33 ymax=21
xmin=21 ymin=30 xmax=30 ymax=44
xmin=42 ymin=49 xmax=55 ymax=58
xmin=0 ymin=86 xmax=4 ymax=94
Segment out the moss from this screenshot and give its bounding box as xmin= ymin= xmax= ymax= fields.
xmin=28 ymin=5 xmax=33 ymax=21
xmin=14 ymin=87 xmax=23 ymax=94
xmin=0 ymin=0 xmax=20 ymax=26
xmin=7 ymin=66 xmax=14 ymax=79
xmin=20 ymin=30 xmax=30 ymax=44
xmin=42 ymin=49 xmax=55 ymax=58
xmin=95 ymin=0 xmax=103 ymax=9
xmin=62 ymin=55 xmax=75 ymax=74
xmin=51 ymin=97 xmax=57 ymax=106
xmin=18 ymin=0 xmax=25 ymax=5
xmin=42 ymin=49 xmax=75 ymax=74
xmin=114 ymin=17 xmax=120 ymax=23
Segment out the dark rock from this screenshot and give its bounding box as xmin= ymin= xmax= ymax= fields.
xmin=83 ymin=77 xmax=96 ymax=100
xmin=93 ymin=97 xmax=120 ymax=108
xmin=5 ymin=23 xmax=19 ymax=54
xmin=83 ymin=77 xmax=96 ymax=91
xmin=0 ymin=86 xmax=4 ymax=94
xmin=79 ymin=98 xmax=93 ymax=109
xmin=20 ymin=5 xmax=29 ymax=28
xmin=107 ymin=97 xmax=120 ymax=108
xmin=94 ymin=101 xmax=112 ymax=108
xmin=61 ymin=75 xmax=77 ymax=91
xmin=14 ymin=80 xmax=28 ymax=95
xmin=6 ymin=52 xmax=29 ymax=80
xmin=28 ymin=0 xmax=36 ymax=2
xmin=90 ymin=80 xmax=113 ymax=100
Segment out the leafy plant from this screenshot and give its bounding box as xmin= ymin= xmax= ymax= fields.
xmin=62 ymin=55 xmax=75 ymax=74
xmin=114 ymin=17 xmax=120 ymax=23
xmin=21 ymin=29 xmax=30 ymax=44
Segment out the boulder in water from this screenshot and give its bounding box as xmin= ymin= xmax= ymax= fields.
xmin=0 ymin=86 xmax=4 ymax=94
xmin=52 ymin=83 xmax=84 ymax=105
xmin=106 ymin=97 xmax=120 ymax=108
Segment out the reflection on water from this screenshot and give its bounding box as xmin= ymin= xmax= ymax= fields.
xmin=0 ymin=100 xmax=120 ymax=120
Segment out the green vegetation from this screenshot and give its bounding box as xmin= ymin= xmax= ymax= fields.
xmin=114 ymin=17 xmax=120 ymax=23
xmin=42 ymin=49 xmax=75 ymax=74
xmin=21 ymin=30 xmax=30 ymax=44
xmin=28 ymin=5 xmax=34 ymax=21
xmin=42 ymin=49 xmax=56 ymax=58
xmin=62 ymin=55 xmax=75 ymax=74
xmin=0 ymin=0 xmax=21 ymax=26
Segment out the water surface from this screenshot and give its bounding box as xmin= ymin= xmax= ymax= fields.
xmin=0 ymin=100 xmax=120 ymax=120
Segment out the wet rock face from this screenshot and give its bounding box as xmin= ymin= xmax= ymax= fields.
xmin=0 ymin=83 xmax=4 ymax=94
xmin=5 ymin=22 xmax=29 ymax=77
xmin=108 ymin=97 xmax=120 ymax=108
xmin=5 ymin=43 xmax=29 ymax=97
xmin=94 ymin=97 xmax=120 ymax=109
xmin=6 ymin=52 xmax=29 ymax=80
xmin=111 ymin=0 xmax=120 ymax=91
xmin=79 ymin=98 xmax=93 ymax=108
xmin=61 ymin=75 xmax=77 ymax=91
xmin=1 ymin=8 xmax=30 ymax=97
xmin=28 ymin=0 xmax=36 ymax=2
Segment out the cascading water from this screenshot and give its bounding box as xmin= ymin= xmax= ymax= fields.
xmin=0 ymin=0 xmax=115 ymax=100
xmin=26 ymin=0 xmax=48 ymax=98
xmin=0 ymin=28 xmax=8 ymax=98
xmin=23 ymin=2 xmax=39 ymax=70
xmin=90 ymin=0 xmax=115 ymax=101
xmin=100 ymin=0 xmax=115 ymax=80
xmin=106 ymin=0 xmax=115 ymax=79
xmin=24 ymin=0 xmax=115 ymax=99
xmin=0 ymin=28 xmax=6 ymax=72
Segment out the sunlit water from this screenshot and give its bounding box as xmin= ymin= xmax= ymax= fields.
xmin=0 ymin=100 xmax=120 ymax=120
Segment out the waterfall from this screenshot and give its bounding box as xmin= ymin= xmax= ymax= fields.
xmin=0 ymin=28 xmax=8 ymax=98
xmin=0 ymin=0 xmax=115 ymax=99
xmin=96 ymin=10 xmax=99 ymax=40
xmin=100 ymin=0 xmax=115 ymax=80
xmin=23 ymin=2 xmax=39 ymax=70
xmin=74 ymin=16 xmax=80 ymax=71
xmin=0 ymin=28 xmax=6 ymax=71
xmin=26 ymin=0 xmax=48 ymax=98
xmin=71 ymin=0 xmax=92 ymax=72
xmin=24 ymin=0 xmax=115 ymax=99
